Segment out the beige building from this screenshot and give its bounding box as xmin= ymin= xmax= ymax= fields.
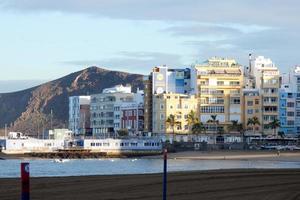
xmin=242 ymin=89 xmax=262 ymax=134
xmin=191 ymin=57 xmax=244 ymax=133
xmin=152 ymin=93 xmax=198 ymax=135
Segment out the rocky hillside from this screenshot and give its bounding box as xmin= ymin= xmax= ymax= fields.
xmin=0 ymin=67 xmax=144 ymax=134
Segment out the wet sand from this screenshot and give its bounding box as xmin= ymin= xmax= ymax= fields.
xmin=1 ymin=169 xmax=300 ymax=200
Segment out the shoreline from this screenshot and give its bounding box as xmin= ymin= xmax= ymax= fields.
xmin=147 ymin=150 xmax=300 ymax=162
xmin=1 ymin=169 xmax=300 ymax=200
xmin=2 ymin=150 xmax=300 ymax=161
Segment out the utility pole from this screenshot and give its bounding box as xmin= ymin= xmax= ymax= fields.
xmin=5 ymin=123 xmax=7 ymax=138
xmin=50 ymin=109 xmax=53 ymax=130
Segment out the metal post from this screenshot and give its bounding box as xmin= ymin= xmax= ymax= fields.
xmin=163 ymin=148 xmax=167 ymax=200
xmin=5 ymin=123 xmax=7 ymax=138
xmin=21 ymin=162 xmax=30 ymax=200
xmin=50 ymin=109 xmax=53 ymax=130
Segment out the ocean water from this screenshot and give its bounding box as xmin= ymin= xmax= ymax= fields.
xmin=0 ymin=158 xmax=300 ymax=178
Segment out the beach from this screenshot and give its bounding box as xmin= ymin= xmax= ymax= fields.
xmin=1 ymin=169 xmax=300 ymax=200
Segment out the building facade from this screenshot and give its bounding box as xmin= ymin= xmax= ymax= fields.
xmin=242 ymin=89 xmax=262 ymax=134
xmin=279 ymin=66 xmax=300 ymax=136
xmin=192 ymin=57 xmax=244 ymax=133
xmin=68 ymin=96 xmax=91 ymax=135
xmin=90 ymin=85 xmax=144 ymax=136
xmin=120 ymin=103 xmax=144 ymax=135
xmin=152 ymin=93 xmax=198 ymax=135
xmin=250 ymin=56 xmax=280 ymax=135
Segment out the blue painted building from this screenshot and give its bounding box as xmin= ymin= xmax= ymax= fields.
xmin=279 ymin=88 xmax=297 ymax=136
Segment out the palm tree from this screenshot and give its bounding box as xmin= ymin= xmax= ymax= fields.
xmin=192 ymin=122 xmax=206 ymax=135
xmin=268 ymin=119 xmax=281 ymax=137
xmin=186 ymin=110 xmax=199 ymax=131
xmin=166 ymin=114 xmax=181 ymax=141
xmin=207 ymin=115 xmax=219 ymax=132
xmin=247 ymin=116 xmax=260 ymax=135
xmin=228 ymin=120 xmax=243 ymax=133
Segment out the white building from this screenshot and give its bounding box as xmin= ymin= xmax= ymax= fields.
xmin=249 ymin=55 xmax=280 ymax=134
xmin=90 ymin=85 xmax=144 ymax=136
xmin=152 ymin=66 xmax=191 ymax=95
xmin=103 ymin=84 xmax=132 ymax=94
xmin=68 ymin=96 xmax=91 ymax=135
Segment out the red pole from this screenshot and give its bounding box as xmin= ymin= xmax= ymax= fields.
xmin=21 ymin=162 xmax=30 ymax=200
xmin=163 ymin=148 xmax=167 ymax=200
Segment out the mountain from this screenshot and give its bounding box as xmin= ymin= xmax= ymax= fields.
xmin=0 ymin=67 xmax=144 ymax=134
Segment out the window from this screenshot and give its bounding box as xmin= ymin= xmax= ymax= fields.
xmin=230 ymin=81 xmax=240 ymax=86
xmin=160 ymin=124 xmax=164 ymax=130
xmin=217 ymin=81 xmax=224 ymax=86
xmin=230 ymin=97 xmax=240 ymax=104
xmin=200 ymin=106 xmax=224 ymax=113
xmin=287 ymin=112 xmax=294 ymax=117
xmin=160 ymin=114 xmax=164 ymax=120
xmin=184 ymin=125 xmax=189 ymax=130
xmin=287 ymin=120 xmax=294 ymax=126
xmin=255 ymin=99 xmax=259 ymax=105
xmin=247 ymin=101 xmax=253 ymax=106
xmin=287 ymin=102 xmax=295 ymax=107
xmin=247 ymin=109 xmax=253 ymax=114
xmin=160 ymin=104 xmax=164 ymax=110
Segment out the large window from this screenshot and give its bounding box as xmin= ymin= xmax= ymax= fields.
xmin=201 ymin=106 xmax=224 ymax=113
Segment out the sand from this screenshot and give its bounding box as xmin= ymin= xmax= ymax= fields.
xmin=1 ymin=169 xmax=300 ymax=200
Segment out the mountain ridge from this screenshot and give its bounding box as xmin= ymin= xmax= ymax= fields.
xmin=0 ymin=66 xmax=144 ymax=134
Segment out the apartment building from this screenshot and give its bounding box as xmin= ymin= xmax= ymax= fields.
xmin=152 ymin=93 xmax=198 ymax=135
xmin=144 ymin=66 xmax=191 ymax=134
xmin=90 ymin=85 xmax=144 ymax=136
xmin=242 ymin=89 xmax=262 ymax=134
xmin=192 ymin=57 xmax=244 ymax=133
xmin=250 ymin=56 xmax=280 ymax=135
xmin=279 ymin=66 xmax=300 ymax=136
xmin=68 ymin=96 xmax=91 ymax=135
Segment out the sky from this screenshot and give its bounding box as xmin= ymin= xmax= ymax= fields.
xmin=0 ymin=0 xmax=299 ymax=92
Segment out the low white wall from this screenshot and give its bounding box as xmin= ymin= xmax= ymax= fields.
xmin=4 ymin=139 xmax=65 ymax=153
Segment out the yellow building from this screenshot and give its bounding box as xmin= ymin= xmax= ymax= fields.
xmin=152 ymin=93 xmax=198 ymax=135
xmin=242 ymin=89 xmax=262 ymax=134
xmin=191 ymin=57 xmax=244 ymax=133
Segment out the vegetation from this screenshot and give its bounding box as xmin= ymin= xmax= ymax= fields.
xmin=186 ymin=110 xmax=199 ymax=128
xmin=191 ymin=122 xmax=206 ymax=135
xmin=227 ymin=120 xmax=244 ymax=133
xmin=207 ymin=114 xmax=219 ymax=133
xmin=166 ymin=114 xmax=181 ymax=139
xmin=267 ymin=119 xmax=281 ymax=137
xmin=117 ymin=129 xmax=129 ymax=137
xmin=247 ymin=116 xmax=260 ymax=134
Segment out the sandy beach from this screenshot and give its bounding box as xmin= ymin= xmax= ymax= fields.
xmin=1 ymin=169 xmax=300 ymax=200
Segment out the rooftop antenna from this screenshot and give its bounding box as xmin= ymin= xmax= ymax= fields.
xmin=249 ymin=53 xmax=252 ymax=75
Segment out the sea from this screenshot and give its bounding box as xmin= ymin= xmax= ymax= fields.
xmin=1 ymin=158 xmax=300 ymax=178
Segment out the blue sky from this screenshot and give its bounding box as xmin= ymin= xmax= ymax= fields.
xmin=0 ymin=0 xmax=299 ymax=92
